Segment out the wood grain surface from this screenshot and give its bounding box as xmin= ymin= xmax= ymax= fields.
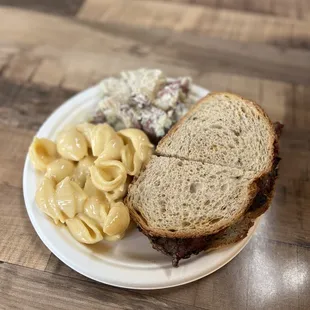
xmin=0 ymin=0 xmax=309 ymax=309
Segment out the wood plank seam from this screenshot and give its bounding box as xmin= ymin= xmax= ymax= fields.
xmin=39 ymin=264 xmax=206 ymax=309
xmin=0 ymin=54 xmax=14 ymax=76
xmin=43 ymin=253 xmax=54 ymax=272
xmin=152 ymin=0 xmax=308 ymax=21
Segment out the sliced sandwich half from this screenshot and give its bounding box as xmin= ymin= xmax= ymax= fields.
xmin=126 ymin=92 xmax=282 ymax=266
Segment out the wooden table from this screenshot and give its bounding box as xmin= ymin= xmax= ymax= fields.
xmin=1 ymin=0 xmax=310 ymax=309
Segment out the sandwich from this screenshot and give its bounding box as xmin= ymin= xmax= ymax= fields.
xmin=126 ymin=92 xmax=282 ymax=266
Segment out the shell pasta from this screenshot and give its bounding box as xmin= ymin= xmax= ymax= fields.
xmin=118 ymin=129 xmax=153 ymax=176
xmin=72 ymin=156 xmax=95 ymax=187
xmin=56 ymin=128 xmax=88 ymax=161
xmin=55 ymin=177 xmax=87 ymax=219
xmin=103 ymin=202 xmax=130 ymax=236
xmin=90 ymin=160 xmax=127 ymax=192
xmin=105 ymin=176 xmax=131 ymax=202
xmin=83 ymin=196 xmax=109 ymax=227
xmin=29 ymin=121 xmax=153 ymax=245
xmin=29 ymin=138 xmax=57 ymax=172
xmin=35 ymin=177 xmax=65 ymax=224
xmin=66 ymin=213 xmax=103 ymax=244
xmin=91 ymin=124 xmax=124 ymax=159
xmin=45 ymin=158 xmax=75 ymax=183
xmin=118 ymin=129 xmax=153 ymax=162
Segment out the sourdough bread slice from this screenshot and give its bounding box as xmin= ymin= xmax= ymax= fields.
xmin=156 ymin=92 xmax=276 ymax=174
xmin=127 ymin=155 xmax=259 ymax=238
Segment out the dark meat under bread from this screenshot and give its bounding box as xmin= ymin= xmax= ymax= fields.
xmin=140 ymin=122 xmax=283 ymax=267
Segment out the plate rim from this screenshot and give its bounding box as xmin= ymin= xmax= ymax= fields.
xmin=22 ymin=82 xmax=259 ymax=290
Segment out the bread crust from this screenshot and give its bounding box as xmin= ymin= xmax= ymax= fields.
xmin=125 ymin=92 xmax=280 ymax=239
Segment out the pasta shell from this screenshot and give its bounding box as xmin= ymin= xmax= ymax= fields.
xmin=72 ymin=156 xmax=95 ymax=187
xmin=35 ymin=177 xmax=65 ymax=224
xmin=56 ymin=128 xmax=88 ymax=161
xmin=83 ymin=196 xmax=109 ymax=226
xmin=103 ymin=233 xmax=125 ymax=242
xmin=29 ymin=137 xmax=57 ymax=172
xmin=70 ymin=181 xmax=88 ymax=213
xmin=120 ymin=144 xmax=142 ymax=176
xmin=76 ymin=122 xmax=95 ymax=147
xmin=91 ymin=124 xmax=124 ymax=159
xmin=90 ymin=160 xmax=127 ymax=192
xmin=66 ymin=213 xmax=103 ymax=244
xmin=118 ymin=128 xmax=153 ymax=162
xmin=45 ymin=158 xmax=75 ymax=183
xmin=105 ymin=176 xmax=131 ymax=202
xmin=55 ymin=177 xmax=87 ymax=219
xmin=84 ymin=177 xmax=107 ymax=202
xmin=103 ymin=202 xmax=130 ymax=236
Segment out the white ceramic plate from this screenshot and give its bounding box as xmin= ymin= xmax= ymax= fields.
xmin=23 ymin=83 xmax=259 ymax=289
